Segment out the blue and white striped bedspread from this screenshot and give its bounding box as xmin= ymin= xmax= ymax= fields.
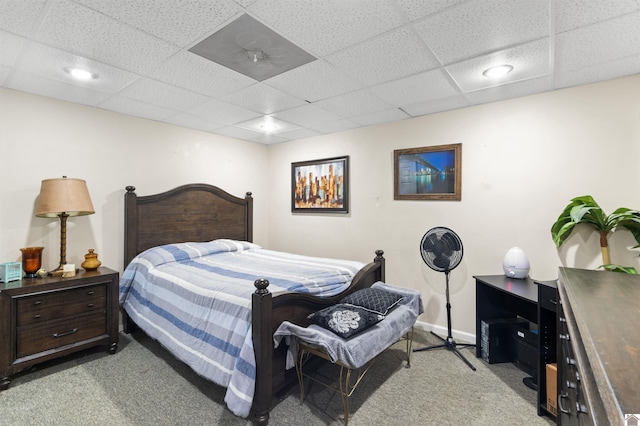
xmin=118 ymin=239 xmax=365 ymax=418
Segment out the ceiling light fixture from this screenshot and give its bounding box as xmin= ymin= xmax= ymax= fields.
xmin=482 ymin=64 xmax=514 ymax=78
xmin=64 ymin=67 xmax=97 ymax=81
xmin=259 ymin=118 xmax=278 ymax=133
xmin=236 ymin=116 xmax=300 ymax=135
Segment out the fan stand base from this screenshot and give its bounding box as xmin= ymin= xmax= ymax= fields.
xmin=413 ymin=331 xmax=477 ymax=371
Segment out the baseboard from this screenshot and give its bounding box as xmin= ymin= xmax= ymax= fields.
xmin=413 ymin=319 xmax=476 ymax=346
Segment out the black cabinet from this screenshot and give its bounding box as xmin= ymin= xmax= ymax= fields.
xmin=475 ymin=275 xmax=557 ymax=419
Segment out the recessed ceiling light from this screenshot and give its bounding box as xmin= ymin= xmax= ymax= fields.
xmin=236 ymin=116 xmax=300 ymax=135
xmin=482 ymin=64 xmax=514 ymax=78
xmin=259 ymin=120 xmax=278 ymax=133
xmin=64 ymin=67 xmax=98 ymax=81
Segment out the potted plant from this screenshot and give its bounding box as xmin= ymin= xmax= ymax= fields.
xmin=551 ymin=195 xmax=640 ymax=273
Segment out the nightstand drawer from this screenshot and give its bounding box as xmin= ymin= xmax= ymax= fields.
xmin=16 ymin=284 xmax=106 ymax=326
xmin=16 ymin=312 xmax=107 ymax=358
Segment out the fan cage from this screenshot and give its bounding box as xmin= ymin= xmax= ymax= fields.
xmin=420 ymin=227 xmax=463 ymax=273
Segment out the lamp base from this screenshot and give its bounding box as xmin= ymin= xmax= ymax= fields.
xmin=49 ymin=266 xmax=80 ymax=277
xmin=49 ymin=268 xmax=65 ymax=277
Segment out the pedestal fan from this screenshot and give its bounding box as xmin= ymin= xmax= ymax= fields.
xmin=413 ymin=226 xmax=476 ymax=371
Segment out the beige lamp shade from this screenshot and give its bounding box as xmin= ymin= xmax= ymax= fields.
xmin=35 ymin=177 xmax=95 ymax=217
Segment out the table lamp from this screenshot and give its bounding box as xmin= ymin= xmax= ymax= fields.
xmin=34 ymin=176 xmax=95 ymax=275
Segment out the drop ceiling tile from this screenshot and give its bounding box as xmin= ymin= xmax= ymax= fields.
xmin=0 ymin=65 xmax=10 ymax=85
xmin=265 ymin=60 xmax=363 ymax=102
xmin=117 ymin=78 xmax=212 ymax=111
xmin=18 ymin=43 xmax=140 ymax=94
xmin=555 ymin=0 xmax=640 ymax=33
xmin=555 ymin=12 xmax=640 ymax=72
xmin=247 ymin=0 xmax=406 ymax=56
xmin=35 ymin=0 xmax=180 ymax=75
xmin=221 ymin=83 xmax=306 ymax=114
xmin=0 ymin=0 xmax=48 ymax=37
xmin=273 ymin=104 xmax=342 ymax=128
xmin=189 ymin=13 xmax=317 ymax=82
xmin=74 ymin=0 xmax=241 ymax=47
xmin=328 ymin=27 xmax=441 ymax=87
xmin=370 ymin=68 xmax=460 ymax=106
xmin=277 ymin=128 xmax=322 ymax=141
xmin=0 ymin=30 xmax=28 ymax=67
xmin=308 ymin=119 xmax=361 ymax=135
xmin=350 ymin=108 xmax=411 ymax=127
xmin=247 ymin=133 xmax=289 ymax=145
xmin=215 ymin=125 xmax=266 ymax=141
xmin=414 ymin=0 xmax=549 ymax=64
xmin=187 ymin=99 xmax=261 ymax=125
xmin=395 ymin=0 xmax=467 ymax=22
xmin=554 ymin=54 xmax=640 ymax=89
xmin=150 ymin=51 xmax=255 ymax=98
xmin=8 ymin=70 xmax=111 ymax=106
xmin=313 ymin=89 xmax=393 ymax=118
xmin=163 ymin=112 xmax=227 ymax=133
xmin=400 ymin=95 xmax=470 ymax=117
xmin=446 ymin=38 xmax=550 ymax=93
xmin=98 ymin=96 xmax=177 ymax=121
xmin=464 ymin=75 xmax=553 ymax=106
xmin=232 ymin=0 xmax=259 ymax=8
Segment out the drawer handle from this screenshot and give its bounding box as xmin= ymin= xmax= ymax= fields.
xmin=549 ymin=299 xmax=557 ymax=305
xmin=53 ymin=328 xmax=78 ymax=338
xmin=558 ymin=393 xmax=571 ymax=415
xmin=566 ymin=356 xmax=577 ymax=366
xmin=559 ymin=333 xmax=570 ymax=341
xmin=566 ymin=380 xmax=577 ymax=389
xmin=577 ymin=402 xmax=588 ymax=414
xmin=33 ymin=314 xmax=42 ymax=320
xmin=87 ymin=291 xmax=95 ymax=295
xmin=87 ymin=303 xmax=95 ymax=308
xmin=33 ymin=300 xmax=42 ymax=306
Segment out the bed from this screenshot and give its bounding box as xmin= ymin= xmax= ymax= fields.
xmin=120 ymin=184 xmax=385 ymax=425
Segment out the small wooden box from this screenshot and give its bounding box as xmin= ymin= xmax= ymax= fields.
xmin=0 ymin=262 xmax=22 ymax=283
xmin=546 ymin=363 xmax=557 ymax=416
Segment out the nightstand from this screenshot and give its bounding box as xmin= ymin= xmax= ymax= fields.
xmin=0 ymin=267 xmax=119 ymax=390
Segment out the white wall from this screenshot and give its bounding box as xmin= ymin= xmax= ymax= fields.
xmin=0 ymin=88 xmax=269 ymax=274
xmin=267 ymin=75 xmax=640 ymax=338
xmin=2 ymin=76 xmax=639 ymax=339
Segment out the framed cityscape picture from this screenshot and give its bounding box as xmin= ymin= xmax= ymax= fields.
xmin=292 ymin=156 xmax=349 ymax=213
xmin=394 ymin=143 xmax=461 ymax=201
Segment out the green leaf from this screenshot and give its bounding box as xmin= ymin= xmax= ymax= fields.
xmin=599 ymin=264 xmax=639 ymax=274
xmin=550 ymin=196 xmax=608 ymax=247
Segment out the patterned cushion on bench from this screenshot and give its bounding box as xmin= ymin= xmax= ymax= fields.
xmin=308 ymin=303 xmax=384 ymax=339
xmin=340 ymin=287 xmax=403 ymax=316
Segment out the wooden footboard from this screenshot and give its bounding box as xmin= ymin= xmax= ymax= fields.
xmin=251 ymin=250 xmax=385 ymax=425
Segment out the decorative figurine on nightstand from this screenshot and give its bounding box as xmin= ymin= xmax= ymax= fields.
xmin=81 ymin=249 xmax=101 ymax=271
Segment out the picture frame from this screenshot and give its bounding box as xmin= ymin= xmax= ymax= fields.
xmin=292 ymin=156 xmax=349 ymax=213
xmin=394 ymin=143 xmax=461 ymax=201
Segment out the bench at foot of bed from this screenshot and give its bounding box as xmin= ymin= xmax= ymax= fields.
xmin=273 ymin=282 xmax=423 ymax=424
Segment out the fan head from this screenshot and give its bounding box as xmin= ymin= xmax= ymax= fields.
xmin=420 ymin=227 xmax=463 ymax=273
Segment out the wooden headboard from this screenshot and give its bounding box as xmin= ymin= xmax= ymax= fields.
xmin=124 ymin=184 xmax=253 ymax=266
